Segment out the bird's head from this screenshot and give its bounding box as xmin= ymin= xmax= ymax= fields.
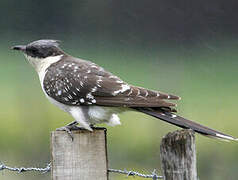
xmin=12 ymin=39 xmax=65 ymax=71
xmin=12 ymin=39 xmax=64 ymax=58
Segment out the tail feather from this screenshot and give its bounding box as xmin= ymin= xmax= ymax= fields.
xmin=136 ymin=108 xmax=237 ymax=141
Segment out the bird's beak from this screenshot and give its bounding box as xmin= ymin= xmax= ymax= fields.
xmin=11 ymin=45 xmax=26 ymax=52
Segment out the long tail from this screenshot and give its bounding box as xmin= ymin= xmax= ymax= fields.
xmin=135 ymin=108 xmax=237 ymax=141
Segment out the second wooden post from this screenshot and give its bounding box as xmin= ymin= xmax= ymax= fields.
xmin=160 ymin=129 xmax=197 ymax=180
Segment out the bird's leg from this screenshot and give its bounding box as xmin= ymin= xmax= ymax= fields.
xmin=56 ymin=122 xmax=96 ymax=140
xmin=56 ymin=121 xmax=79 ymax=141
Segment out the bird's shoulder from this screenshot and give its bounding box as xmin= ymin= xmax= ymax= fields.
xmin=46 ymin=55 xmax=114 ymax=78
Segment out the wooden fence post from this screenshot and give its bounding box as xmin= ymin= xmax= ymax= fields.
xmin=51 ymin=127 xmax=108 ymax=180
xmin=160 ymin=129 xmax=197 ymax=180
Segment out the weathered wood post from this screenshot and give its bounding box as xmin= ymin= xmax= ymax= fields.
xmin=160 ymin=129 xmax=197 ymax=180
xmin=51 ymin=127 xmax=108 ymax=180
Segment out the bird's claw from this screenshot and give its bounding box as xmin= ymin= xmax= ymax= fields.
xmin=56 ymin=126 xmax=75 ymax=141
xmin=56 ymin=122 xmax=97 ymax=141
xmin=56 ymin=121 xmax=79 ymax=141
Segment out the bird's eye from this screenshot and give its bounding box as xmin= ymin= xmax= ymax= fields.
xmin=29 ymin=48 xmax=38 ymax=53
xmin=26 ymin=47 xmax=39 ymax=56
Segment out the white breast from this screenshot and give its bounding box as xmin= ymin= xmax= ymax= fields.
xmin=25 ymin=54 xmax=69 ymax=112
xmin=24 ymin=54 xmax=63 ymax=85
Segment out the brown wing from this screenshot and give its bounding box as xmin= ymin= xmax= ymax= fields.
xmin=94 ymin=84 xmax=180 ymax=107
xmin=82 ymin=71 xmax=180 ymax=107
xmin=44 ymin=55 xmax=180 ymax=108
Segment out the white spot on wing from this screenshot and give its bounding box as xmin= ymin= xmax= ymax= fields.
xmin=113 ymin=84 xmax=130 ymax=95
xmin=80 ymin=98 xmax=85 ymax=103
xmin=91 ymin=65 xmax=97 ymax=68
xmin=116 ymin=80 xmax=123 ymax=83
xmin=128 ymin=89 xmax=133 ymax=96
xmin=63 ymin=97 xmax=69 ymax=101
xmin=97 ymin=76 xmax=103 ymax=83
xmin=145 ymin=90 xmax=148 ymax=97
xmin=91 ymin=87 xmax=97 ymax=92
xmin=109 ymin=75 xmax=117 ymax=79
xmin=86 ymin=93 xmax=94 ymax=99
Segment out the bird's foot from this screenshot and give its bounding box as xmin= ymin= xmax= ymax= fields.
xmin=56 ymin=122 xmax=104 ymax=141
xmin=56 ymin=121 xmax=79 ymax=141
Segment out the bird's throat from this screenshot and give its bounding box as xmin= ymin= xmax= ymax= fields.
xmin=24 ymin=54 xmax=63 ymax=74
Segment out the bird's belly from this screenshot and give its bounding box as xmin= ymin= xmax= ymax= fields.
xmin=88 ymin=106 xmax=127 ymax=126
xmin=44 ymin=90 xmax=128 ymax=127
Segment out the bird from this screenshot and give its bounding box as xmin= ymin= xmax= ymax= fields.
xmin=12 ymin=39 xmax=237 ymax=141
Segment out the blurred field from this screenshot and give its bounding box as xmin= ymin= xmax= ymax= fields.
xmin=1 ymin=38 xmax=238 ymax=180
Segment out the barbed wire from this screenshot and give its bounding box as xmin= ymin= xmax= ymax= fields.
xmin=108 ymin=168 xmax=163 ymax=179
xmin=0 ymin=162 xmax=163 ymax=179
xmin=0 ymin=162 xmax=51 ymax=173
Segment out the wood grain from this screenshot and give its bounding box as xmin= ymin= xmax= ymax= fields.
xmin=51 ymin=128 xmax=108 ymax=180
xmin=160 ymin=129 xmax=197 ymax=180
